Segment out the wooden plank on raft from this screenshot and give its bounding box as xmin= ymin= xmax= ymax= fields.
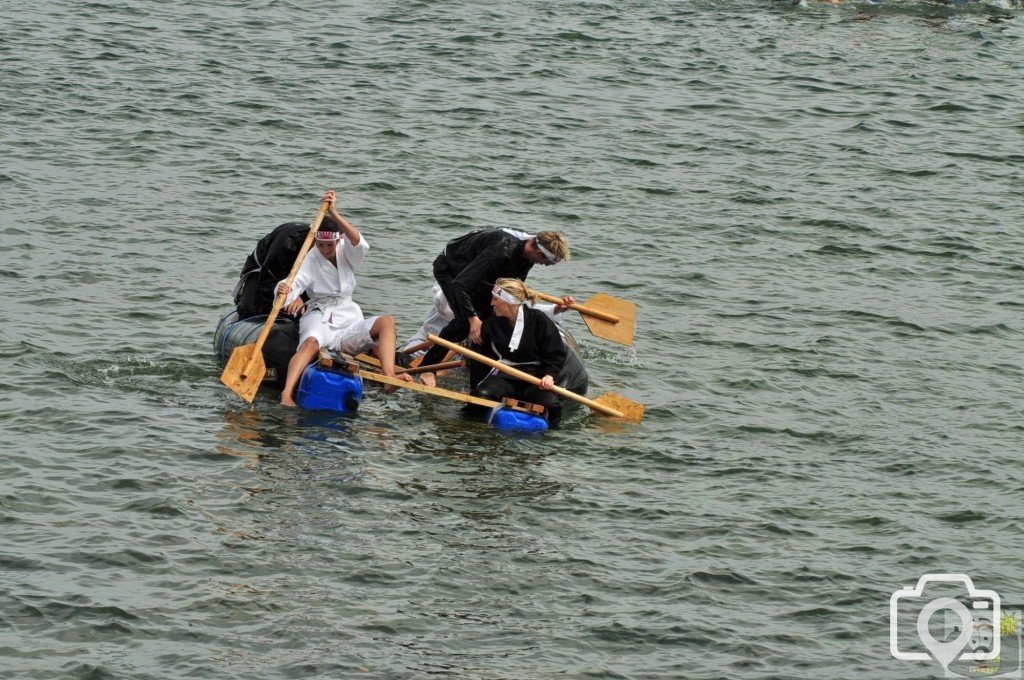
xmin=317 ymin=350 xmax=538 ymax=414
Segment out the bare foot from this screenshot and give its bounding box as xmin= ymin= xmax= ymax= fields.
xmin=383 ymin=372 xmax=413 ymax=394
xmin=281 ymin=395 xmax=298 ymax=407
xmin=419 ymin=372 xmax=436 ymax=388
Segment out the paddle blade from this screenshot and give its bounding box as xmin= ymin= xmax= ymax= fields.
xmin=592 ymin=392 xmax=644 ymax=422
xmin=581 ymin=293 xmax=636 ymax=346
xmin=220 ymin=343 xmax=267 ymax=404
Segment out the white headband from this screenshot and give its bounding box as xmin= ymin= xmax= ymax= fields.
xmin=535 ymin=240 xmax=560 ymax=263
xmin=491 ymin=285 xmax=523 ymax=305
xmin=315 ymin=230 xmax=341 ymax=242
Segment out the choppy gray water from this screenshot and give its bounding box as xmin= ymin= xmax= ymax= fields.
xmin=2 ymin=1 xmax=1023 ymax=678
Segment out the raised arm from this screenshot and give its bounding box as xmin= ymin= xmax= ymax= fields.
xmin=323 ymin=189 xmax=361 ymax=246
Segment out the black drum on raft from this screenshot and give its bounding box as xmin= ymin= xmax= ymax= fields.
xmin=214 ymin=309 xmax=299 ymax=390
xmin=213 ymin=309 xmax=590 ymax=398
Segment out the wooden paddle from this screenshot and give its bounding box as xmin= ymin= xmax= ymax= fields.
xmin=527 ymin=289 xmax=636 ymax=346
xmin=220 ymin=199 xmax=329 ymax=403
xmin=427 ymin=334 xmax=644 ymax=422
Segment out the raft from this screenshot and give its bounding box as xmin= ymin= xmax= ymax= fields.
xmin=214 ymin=309 xmax=589 ymax=427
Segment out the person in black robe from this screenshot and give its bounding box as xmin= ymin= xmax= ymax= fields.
xmin=466 ymin=278 xmax=568 ymax=426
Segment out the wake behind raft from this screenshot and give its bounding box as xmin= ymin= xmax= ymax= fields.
xmin=214 ymin=308 xmax=589 ymax=432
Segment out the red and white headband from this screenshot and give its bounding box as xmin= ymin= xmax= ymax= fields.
xmin=315 ymin=230 xmax=341 ymax=242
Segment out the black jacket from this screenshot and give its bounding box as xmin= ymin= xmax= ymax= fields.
xmin=479 ymin=307 xmax=566 ymax=380
xmin=437 ymin=230 xmax=534 ymax=318
xmin=234 ymin=222 xmax=309 ymax=317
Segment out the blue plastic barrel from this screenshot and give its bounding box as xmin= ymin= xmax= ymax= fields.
xmin=489 ymin=407 xmax=548 ymax=432
xmin=296 ymin=365 xmax=363 ymax=412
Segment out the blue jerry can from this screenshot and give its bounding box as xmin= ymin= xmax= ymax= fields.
xmin=489 ymin=407 xmax=548 ymax=432
xmin=296 ymin=365 xmax=363 ymax=412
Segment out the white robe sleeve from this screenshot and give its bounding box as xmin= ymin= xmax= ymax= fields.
xmin=340 ymin=234 xmax=369 ymax=273
xmin=527 ymin=300 xmax=564 ymax=324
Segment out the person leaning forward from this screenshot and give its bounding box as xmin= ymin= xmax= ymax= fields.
xmin=418 ymin=228 xmax=571 ymax=388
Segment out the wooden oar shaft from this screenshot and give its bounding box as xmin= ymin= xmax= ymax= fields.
xmin=529 ymin=290 xmax=621 ymax=323
xmin=427 ymin=334 xmax=624 ymax=418
xmin=356 ymin=370 xmax=531 ymax=412
xmin=400 ymin=360 xmax=464 ymax=376
xmin=399 ymin=339 xmax=432 ymax=355
xmin=322 ymin=353 xmax=532 ymax=412
xmin=352 ymin=353 xmax=463 ymax=375
xmin=251 ymin=200 xmax=329 ymax=354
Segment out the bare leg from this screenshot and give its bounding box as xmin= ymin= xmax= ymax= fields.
xmin=281 ymin=337 xmax=320 ymax=407
xmin=370 ymin=316 xmax=413 ymax=393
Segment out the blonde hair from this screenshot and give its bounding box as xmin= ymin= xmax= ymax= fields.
xmin=535 ymin=231 xmax=570 ymax=262
xmin=494 ymin=278 xmax=537 ymax=305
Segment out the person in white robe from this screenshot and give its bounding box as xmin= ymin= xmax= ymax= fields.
xmin=276 ymin=190 xmax=412 ymax=406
